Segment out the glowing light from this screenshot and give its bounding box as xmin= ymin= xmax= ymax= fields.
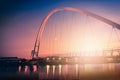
xmin=46 ymin=65 xmax=50 ymax=75
xmin=59 ymin=65 xmax=62 ymax=75
xmin=52 ymin=65 xmax=55 ymax=77
xmin=52 ymin=58 xmax=55 ymax=60
xmin=47 ymin=58 xmax=49 ymax=60
xmin=58 ymin=57 xmax=61 ymax=60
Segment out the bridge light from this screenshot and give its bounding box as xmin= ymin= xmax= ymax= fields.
xmin=58 ymin=57 xmax=61 ymax=60
xmin=47 ymin=58 xmax=49 ymax=60
xmin=53 ymin=58 xmax=55 ymax=60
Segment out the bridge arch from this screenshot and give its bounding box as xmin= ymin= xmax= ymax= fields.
xmin=32 ymin=7 xmax=120 ymax=58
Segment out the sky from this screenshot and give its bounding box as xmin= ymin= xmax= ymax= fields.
xmin=0 ymin=0 xmax=120 ymax=58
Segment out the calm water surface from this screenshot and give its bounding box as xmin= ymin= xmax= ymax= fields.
xmin=1 ymin=63 xmax=120 ymax=80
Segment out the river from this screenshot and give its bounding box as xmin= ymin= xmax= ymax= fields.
xmin=1 ymin=63 xmax=120 ymax=80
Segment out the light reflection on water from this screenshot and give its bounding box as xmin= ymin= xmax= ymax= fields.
xmin=52 ymin=65 xmax=55 ymax=77
xmin=20 ymin=63 xmax=120 ymax=79
xmin=59 ymin=64 xmax=62 ymax=75
xmin=1 ymin=63 xmax=120 ymax=80
xmin=46 ymin=65 xmax=49 ymax=75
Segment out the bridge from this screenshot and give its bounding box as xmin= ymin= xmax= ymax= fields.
xmin=29 ymin=7 xmax=120 ymax=65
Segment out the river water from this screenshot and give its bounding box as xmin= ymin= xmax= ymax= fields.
xmin=1 ymin=63 xmax=120 ymax=80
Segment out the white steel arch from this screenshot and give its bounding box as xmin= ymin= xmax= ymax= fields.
xmin=31 ymin=7 xmax=120 ymax=58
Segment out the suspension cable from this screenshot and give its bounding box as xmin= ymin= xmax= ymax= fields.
xmin=106 ymin=26 xmax=114 ymax=49
xmin=113 ymin=27 xmax=120 ymax=42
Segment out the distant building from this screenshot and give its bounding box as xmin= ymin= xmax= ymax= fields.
xmin=0 ymin=57 xmax=21 ymax=67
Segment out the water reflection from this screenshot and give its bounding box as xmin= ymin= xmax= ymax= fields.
xmin=52 ymin=65 xmax=55 ymax=77
xmin=1 ymin=63 xmax=120 ymax=80
xmin=75 ymin=64 xmax=78 ymax=77
xmin=46 ymin=65 xmax=49 ymax=75
xmin=59 ymin=64 xmax=62 ymax=75
xmin=0 ymin=66 xmax=19 ymax=74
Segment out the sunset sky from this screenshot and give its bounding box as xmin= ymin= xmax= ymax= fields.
xmin=0 ymin=0 xmax=120 ymax=58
